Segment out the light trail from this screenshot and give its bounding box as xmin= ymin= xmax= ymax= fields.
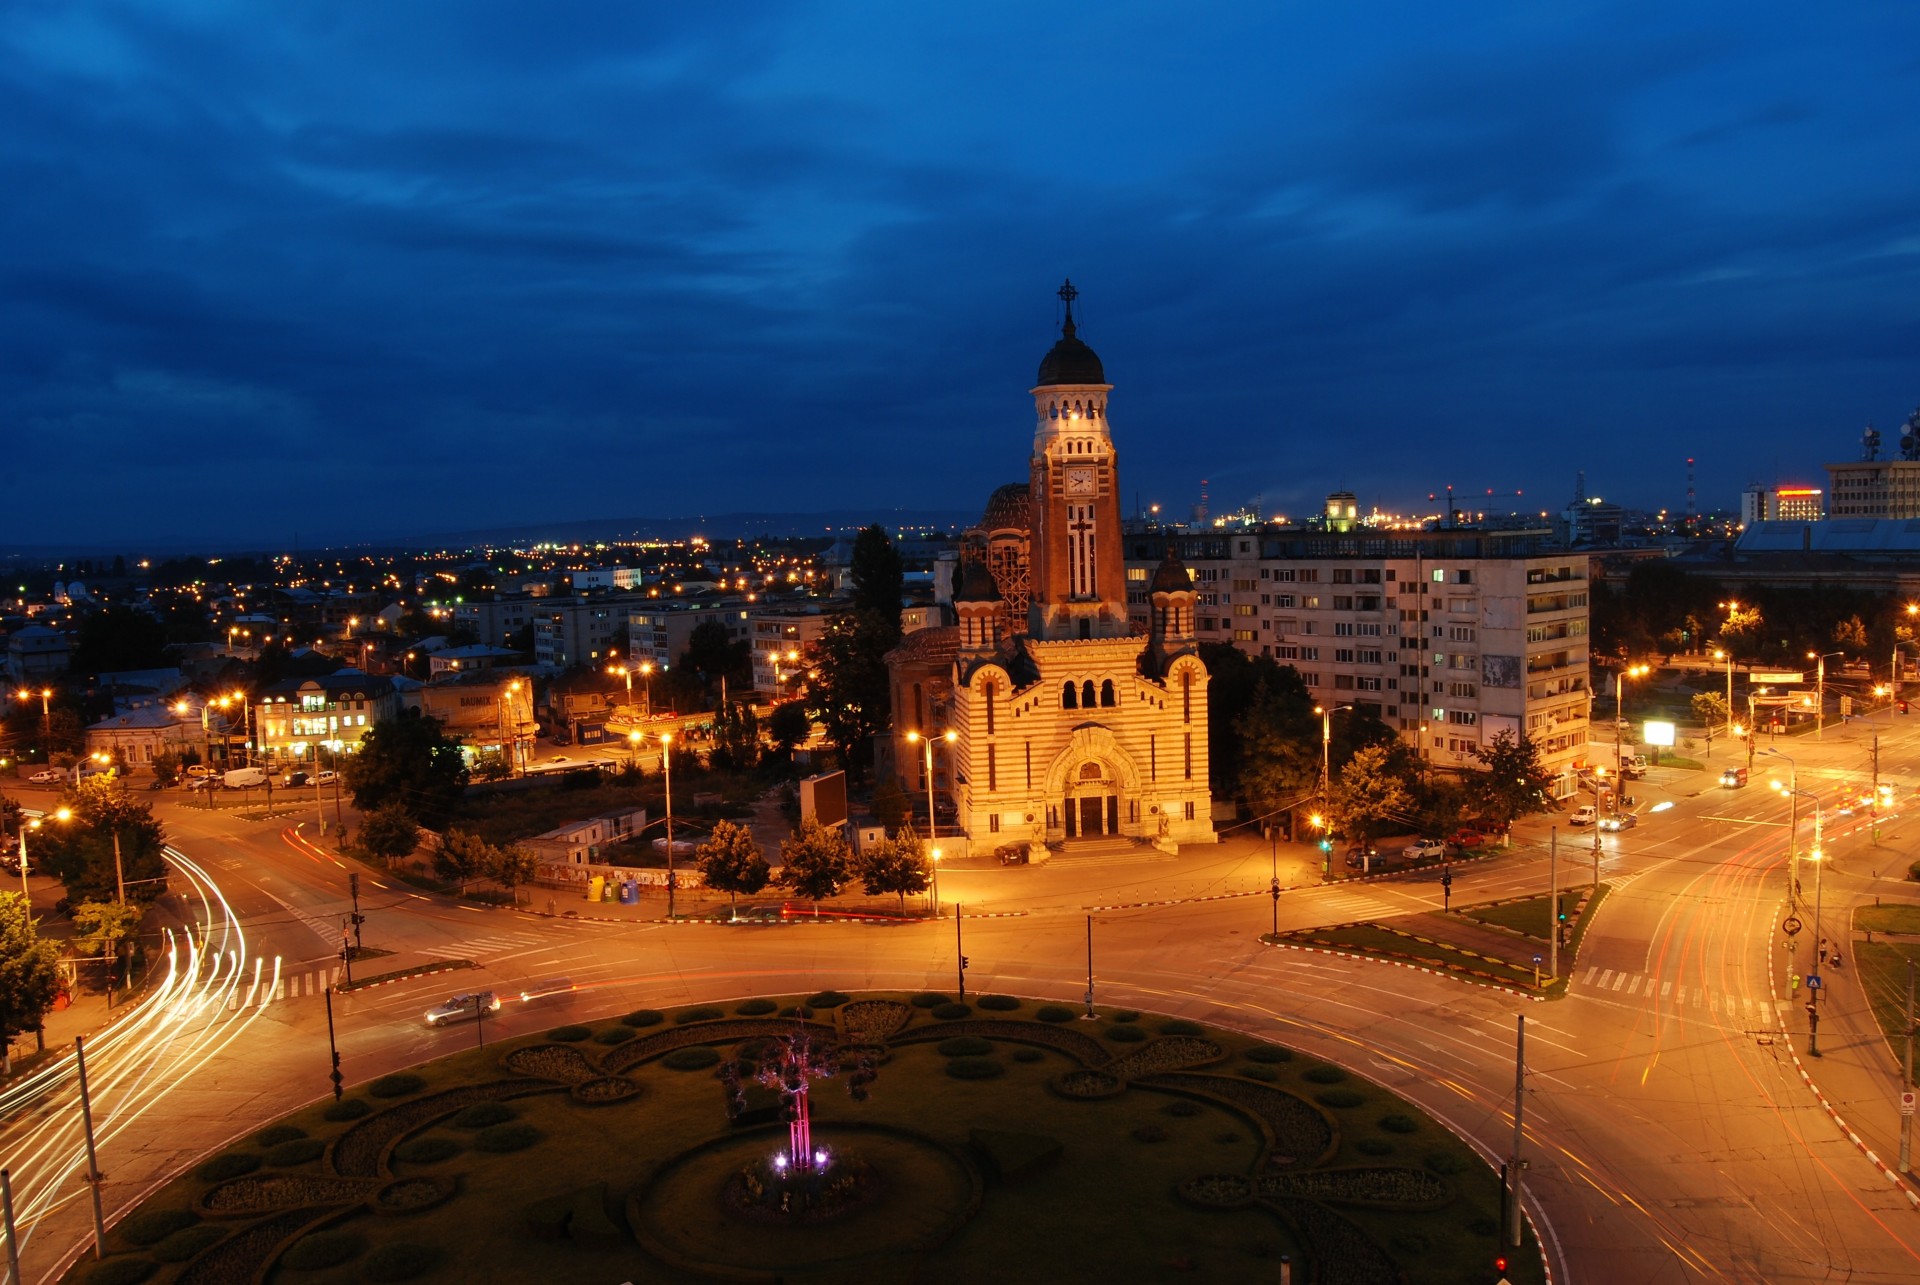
xmin=0 ymin=846 xmax=280 ymax=1284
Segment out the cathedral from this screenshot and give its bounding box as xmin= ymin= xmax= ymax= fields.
xmin=886 ymin=284 xmax=1215 ymax=855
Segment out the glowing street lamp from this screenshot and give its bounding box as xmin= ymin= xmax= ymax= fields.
xmin=1614 ymin=664 xmax=1651 ymax=787
xmin=905 ymin=730 xmax=958 ymax=913
xmin=1808 ymin=651 xmax=1844 ymax=739
xmin=15 ymin=687 xmax=52 ymax=758
xmin=1711 ymin=648 xmax=1736 ymax=739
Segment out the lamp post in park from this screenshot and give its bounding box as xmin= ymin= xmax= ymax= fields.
xmin=1712 ymin=647 xmax=1736 ymax=738
xmin=1613 ymin=664 xmax=1650 ymax=786
xmin=906 ymin=729 xmax=957 ymax=914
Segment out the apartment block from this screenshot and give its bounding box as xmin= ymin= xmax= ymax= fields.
xmin=747 ymin=605 xmax=836 ymax=695
xmin=628 ymin=600 xmax=753 ymax=672
xmin=1125 ymin=524 xmax=1590 ymax=794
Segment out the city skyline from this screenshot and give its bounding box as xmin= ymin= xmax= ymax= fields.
xmin=4 ymin=3 xmax=1917 ymax=547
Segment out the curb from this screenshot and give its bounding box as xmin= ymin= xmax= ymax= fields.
xmin=1261 ymin=938 xmax=1547 ymax=1002
xmin=335 ymin=959 xmax=475 ymax=994
xmin=1765 ymin=899 xmax=1920 ymax=1208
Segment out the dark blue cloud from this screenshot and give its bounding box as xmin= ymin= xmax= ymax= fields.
xmin=1 ymin=1 xmax=1917 ymax=547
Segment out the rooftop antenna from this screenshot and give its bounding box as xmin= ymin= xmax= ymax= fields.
xmin=1686 ymin=457 xmax=1697 ymax=526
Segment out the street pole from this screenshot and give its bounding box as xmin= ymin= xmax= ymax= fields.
xmin=925 ymin=738 xmax=940 ymax=915
xmin=1083 ymin=915 xmax=1095 ymax=1019
xmin=1549 ymin=827 xmax=1558 ymax=981
xmin=75 ymin=1036 xmax=107 ymax=1259
xmin=1507 ymin=1015 xmax=1526 ymax=1251
xmin=1269 ymin=823 xmax=1280 ymax=936
xmin=1 ymin=1167 xmax=19 ymax=1285
xmin=341 ymin=922 xmax=354 ymax=986
xmin=956 ymin=903 xmax=966 ymax=997
xmin=325 ymin=985 xmax=343 ymax=1100
xmin=1901 ymin=958 xmax=1914 ymax=1176
xmin=349 ymin=872 xmax=363 ymax=952
xmin=1591 ymin=820 xmax=1600 ymax=888
xmin=111 ymin=829 xmax=125 ymax=906
xmin=1810 ymin=801 xmax=1825 ymax=1057
xmin=663 ymin=734 xmax=676 ymax=919
xmin=1816 ymin=654 xmax=1826 ymax=740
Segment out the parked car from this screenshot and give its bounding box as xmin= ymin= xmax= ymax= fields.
xmin=423 ymin=992 xmax=500 ymax=1028
xmin=223 ymin=767 xmax=269 ymax=789
xmin=1343 ymin=845 xmax=1387 ymax=869
xmin=1599 ymin=813 xmax=1639 ymax=832
xmin=28 ymin=769 xmax=61 ymax=784
xmin=1403 ymin=838 xmax=1448 ymax=860
xmin=315 ymin=769 xmax=338 ymax=785
xmin=282 ymin=770 xmax=309 ymax=788
xmin=184 ymin=777 xmax=217 ymax=791
xmin=185 ymin=764 xmax=218 ymax=779
xmin=1447 ymin=828 xmax=1486 ymax=849
xmin=1570 ymin=805 xmax=1598 ymax=827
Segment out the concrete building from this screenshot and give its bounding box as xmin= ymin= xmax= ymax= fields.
xmin=571 ymin=568 xmax=644 ymax=591
xmin=253 ymin=670 xmax=402 ymax=765
xmin=748 ymin=605 xmax=836 ymax=696
xmin=450 ymin=597 xmax=546 ymax=649
xmin=1742 ymin=485 xmax=1827 ymax=524
xmin=427 ymin=644 xmax=522 ymax=680
xmin=1126 ymin=518 xmax=1591 ymax=795
xmin=85 ymin=703 xmax=204 ymax=768
xmin=1826 ymin=459 xmax=1920 ymax=518
xmin=407 ymin=673 xmax=537 ymax=772
xmin=5 ymin=625 xmax=70 ymax=682
xmin=628 ymin=601 xmax=753 ymax=672
xmin=531 ymin=596 xmax=648 ymax=670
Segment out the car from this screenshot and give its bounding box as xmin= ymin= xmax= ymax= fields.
xmin=146 ymin=779 xmax=167 ymax=791
xmin=282 ymin=770 xmax=309 ymax=788
xmin=184 ymin=776 xmax=218 ymax=791
xmin=185 ymin=764 xmax=217 ymax=779
xmin=1570 ymin=805 xmax=1598 ymax=827
xmin=1620 ymin=765 xmax=1646 ymax=781
xmin=1343 ymin=845 xmax=1386 ymax=869
xmin=315 ymin=769 xmax=338 ymax=785
xmin=1446 ymin=828 xmax=1486 ymax=849
xmin=1720 ymin=767 xmax=1748 ymax=788
xmin=1404 ymin=839 xmax=1448 ymax=860
xmin=423 ymin=992 xmax=500 ymax=1027
xmin=1599 ymin=813 xmax=1639 ymax=832
xmin=547 ymin=754 xmax=568 ymax=764
xmin=28 ymin=769 xmax=61 ymax=784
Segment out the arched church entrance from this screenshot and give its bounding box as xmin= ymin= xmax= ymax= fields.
xmin=1063 ymin=759 xmax=1120 ymax=838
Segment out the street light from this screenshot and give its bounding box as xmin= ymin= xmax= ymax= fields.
xmin=14 ymin=688 xmax=52 ymax=759
xmin=1763 ymin=749 xmax=1801 ymax=912
xmin=498 ymin=680 xmax=525 ymax=776
xmin=660 ymin=732 xmax=676 ymax=918
xmin=1614 ymin=664 xmax=1651 ymax=788
xmin=1711 ymin=647 xmax=1736 ymax=740
xmin=905 ymin=730 xmax=958 ymax=914
xmin=1313 ymin=705 xmax=1354 ymax=810
xmin=1772 ymin=778 xmax=1827 ymax=1056
xmin=1807 ymin=651 xmax=1844 ymax=739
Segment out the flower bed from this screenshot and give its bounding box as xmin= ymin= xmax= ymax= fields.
xmin=599 ymin=1018 xmax=838 ymax=1075
xmin=175 ymin=1208 xmax=333 ymax=1285
xmin=838 ymin=999 xmax=913 ymax=1043
xmin=196 ymin=1174 xmax=376 ymax=1217
xmin=1142 ymin=1074 xmax=1337 ymax=1169
xmin=891 ymin=1019 xmax=1110 ymax=1067
xmin=503 ymin=1044 xmax=598 ymax=1084
xmin=370 ymin=1177 xmax=457 ymax=1216
xmin=1048 ymin=1070 xmax=1124 ymax=1100
xmin=333 ymin=1083 xmax=548 ymax=1178
xmin=1258 ymin=1166 xmax=1453 ymax=1210
xmin=1101 ymin=1037 xmax=1226 ymax=1080
xmin=1177 ymin=1173 xmax=1254 ymax=1209
xmin=570 ymin=1075 xmax=644 ymax=1105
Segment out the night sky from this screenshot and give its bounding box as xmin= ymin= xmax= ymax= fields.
xmin=5 ymin=3 xmax=1918 ymax=549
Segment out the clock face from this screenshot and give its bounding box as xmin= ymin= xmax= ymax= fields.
xmin=1064 ymin=467 xmax=1096 ymax=496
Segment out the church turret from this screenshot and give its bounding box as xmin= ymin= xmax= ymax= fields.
xmin=1146 ymin=543 xmax=1196 ymax=673
xmin=953 ymin=557 xmax=1003 ymax=659
xmin=1028 ymin=280 xmax=1127 ymax=641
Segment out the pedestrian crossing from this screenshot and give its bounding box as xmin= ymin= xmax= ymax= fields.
xmin=1315 ymin=893 xmax=1395 ymax=920
xmin=1578 ymin=965 xmax=1786 ymax=1019
xmin=260 ymin=967 xmax=341 ymax=1002
xmin=419 ymin=931 xmax=552 ymax=959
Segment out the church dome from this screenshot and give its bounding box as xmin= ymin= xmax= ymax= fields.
xmin=1035 ymin=278 xmax=1106 ymax=387
xmin=982 ymin=482 xmax=1031 ymax=532
xmin=955 ymin=557 xmax=1002 ymax=603
xmin=1150 ymin=547 xmax=1193 ymax=595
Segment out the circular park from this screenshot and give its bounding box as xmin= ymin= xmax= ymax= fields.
xmin=68 ymin=994 xmax=1543 ymax=1285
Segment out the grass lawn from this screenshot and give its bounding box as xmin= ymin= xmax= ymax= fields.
xmin=1274 ymin=923 xmax=1538 ymax=988
xmin=1461 ymin=892 xmax=1583 ymax=941
xmin=72 ymin=996 xmax=1541 ymax=1285
xmin=1855 ymin=939 xmax=1920 ymax=1064
xmin=1857 ymin=903 xmax=1920 ymax=935
xmin=455 ymin=766 xmax=764 ymax=847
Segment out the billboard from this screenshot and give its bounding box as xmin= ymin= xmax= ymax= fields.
xmin=799 ymin=771 xmax=848 ymax=828
xmin=1751 ymin=672 xmax=1806 ymax=685
xmin=1643 ymin=720 xmax=1676 ymax=747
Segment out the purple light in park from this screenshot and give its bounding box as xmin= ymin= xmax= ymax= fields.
xmin=773 ymin=1153 xmax=787 ymax=1171
xmin=813 ymin=1149 xmax=828 ymax=1167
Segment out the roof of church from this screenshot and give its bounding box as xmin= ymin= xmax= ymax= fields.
xmin=955 ymin=558 xmax=1001 ymax=603
xmin=887 ymin=624 xmax=960 ymax=666
xmin=982 ymin=482 xmax=1031 ymax=532
xmin=1151 ymin=546 xmax=1194 ymax=594
xmin=1035 ymin=281 xmax=1105 ymax=386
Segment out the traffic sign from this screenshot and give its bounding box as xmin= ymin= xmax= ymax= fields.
xmin=1532 ymin=954 xmax=1543 ymax=965
xmin=1806 ymin=974 xmax=1823 ymax=990
xmin=1782 ymin=916 xmax=1803 ymax=937
xmin=1902 ymin=1091 xmax=1915 ymax=1117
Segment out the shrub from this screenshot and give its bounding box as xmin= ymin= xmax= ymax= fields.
xmin=1314 ymin=1089 xmax=1364 ymax=1109
xmin=1391 ymin=1232 xmax=1431 ymax=1254
xmin=1164 ymin=1099 xmax=1204 ymax=1117
xmin=1131 ymin=1123 xmax=1168 ymax=1143
xmin=1427 ymin=1151 xmax=1470 ymax=1176
xmin=474 ymin=1123 xmax=542 ymax=1153
xmin=120 ymin=1209 xmax=196 ymax=1247
xmin=936 ymin=1036 xmax=993 ymax=1057
xmin=1246 ymin=1043 xmax=1293 ymax=1064
xmin=1909 ymin=858 xmax=1920 ymax=882
xmin=674 ymin=1006 xmax=725 ymax=1025
xmin=452 ymin=1102 xmax=516 ymax=1128
xmin=735 ymin=998 xmax=778 ymax=1015
xmin=369 ymin=1073 xmax=426 ymax=1099
xmin=1035 ymin=1005 xmax=1078 ymax=1023
xmin=1239 ymin=1066 xmax=1278 ymax=1083
xmin=1356 ymin=1137 xmax=1395 ymax=1156
xmin=323 ymin=1098 xmax=370 ymax=1122
xmin=1379 ymin=1113 xmax=1419 ymax=1134
xmin=1302 ymin=1064 xmax=1347 ymax=1084
xmin=662 ymin=1046 xmax=721 ymax=1071
xmin=932 ymin=1002 xmax=972 ymax=1020
xmin=392 ymin=1137 xmax=461 ymax=1164
xmin=977 ymin=994 xmax=1021 ymax=1011
xmin=83 ymin=1259 xmax=153 ymax=1285
xmin=546 ymin=1025 xmax=591 ymax=1042
xmin=593 ymin=1026 xmax=636 ymax=1045
xmin=282 ymin=1230 xmax=366 ymax=1270
xmin=265 ymin=1138 xmax=326 ymax=1166
xmin=1104 ymin=1024 xmax=1148 ymax=1042
xmin=1158 ymin=1019 xmax=1204 ymax=1036
xmin=1111 ymin=1009 xmax=1141 ymax=1023
xmin=946 ymin=1056 xmax=1004 ymax=1080
xmin=620 ymin=1009 xmax=664 ymax=1027
xmin=363 ymin=1242 xmax=442 ymax=1282
xmin=778 ymin=1005 xmax=815 ymax=1019
xmin=254 ymin=1124 xmax=306 ymax=1148
xmin=1011 ymin=1048 xmax=1045 ymax=1064
xmin=909 ymin=992 xmax=950 ymax=1008
xmin=153 ymin=1224 xmax=226 ymax=1263
xmin=195 ymin=1153 xmax=259 ymax=1182
xmin=805 ymin=990 xmax=851 ymax=1008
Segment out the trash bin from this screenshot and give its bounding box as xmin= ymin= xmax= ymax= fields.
xmin=601 ymin=880 xmax=615 ymax=902
xmin=619 ymin=880 xmax=638 ymax=905
xmin=586 ymin=875 xmax=604 ymax=903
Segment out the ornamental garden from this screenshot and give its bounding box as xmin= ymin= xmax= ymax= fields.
xmin=70 ymin=994 xmax=1543 ymax=1285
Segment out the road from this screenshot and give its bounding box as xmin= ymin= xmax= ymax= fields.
xmin=8 ymin=717 xmax=1920 ymax=1282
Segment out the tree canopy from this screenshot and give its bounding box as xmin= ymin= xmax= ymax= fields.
xmin=0 ymin=892 xmax=62 ymax=1072
xmin=1465 ymin=732 xmax=1558 ymax=829
xmin=778 ymin=818 xmax=852 ymax=908
xmin=696 ymin=820 xmax=771 ymax=917
xmin=343 ymin=711 xmax=470 ymax=824
xmin=356 ymin=804 xmax=421 ymax=865
xmin=855 ymin=830 xmax=931 ymax=909
xmin=34 ymin=777 xmax=168 ymax=903
xmin=1328 ymin=743 xmax=1417 ymax=848
xmin=72 ymin=605 xmax=170 ymax=675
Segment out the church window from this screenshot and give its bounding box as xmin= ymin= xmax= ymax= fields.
xmin=989 ymin=813 xmax=1000 ymax=833
xmin=1062 ymin=681 xmax=1077 ymax=710
xmin=1185 ymin=800 xmax=1197 ymax=821
xmin=1100 ymin=679 xmax=1116 ymax=707
xmin=1184 ymin=732 xmax=1193 ymax=780
xmin=984 ymin=680 xmax=995 ymax=734
xmin=1150 ymin=733 xmax=1158 ymax=781
xmin=1026 ymin=741 xmax=1033 ymax=788
xmin=1182 ymin=670 xmax=1192 ymax=722
xmin=1082 ymin=679 xmax=1096 ymax=708
xmin=987 ymin=745 xmax=997 ymax=792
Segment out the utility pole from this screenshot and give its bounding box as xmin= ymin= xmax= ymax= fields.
xmin=1549 ymin=828 xmax=1559 ymax=982
xmin=955 ymin=903 xmax=968 ymax=997
xmin=1082 ymin=915 xmax=1096 ymax=1019
xmin=111 ymin=830 xmax=125 ymax=906
xmin=341 ymin=922 xmax=354 ymax=986
xmin=1507 ymin=1015 xmax=1526 ymax=1251
xmin=2 ymin=1167 xmax=20 ymax=1285
xmin=349 ymin=872 xmax=364 ymax=952
xmin=1591 ymin=821 xmax=1601 ymax=888
xmin=75 ymin=1036 xmax=107 ymax=1259
xmin=1902 ymin=959 xmax=1914 ymax=1175
xmin=325 ymin=986 xmax=343 ymax=1100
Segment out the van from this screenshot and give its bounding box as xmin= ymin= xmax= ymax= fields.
xmin=224 ymin=767 xmax=269 ymax=789
xmin=1720 ymin=767 xmax=1748 ymax=789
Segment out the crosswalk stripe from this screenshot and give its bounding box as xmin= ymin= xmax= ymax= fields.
xmin=1610 ymin=972 xmax=1625 ymax=991
xmin=1660 ymin=981 xmax=1672 ymax=999
xmin=1627 ymin=976 xmax=1642 ymax=995
xmin=1674 ymin=985 xmax=1686 ymax=1004
xmin=1581 ymin=967 xmax=1597 ymax=984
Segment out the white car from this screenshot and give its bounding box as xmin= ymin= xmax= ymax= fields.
xmin=1403 ymin=839 xmax=1448 ymax=860
xmin=28 ymin=769 xmax=61 ymax=784
xmin=1599 ymin=813 xmax=1639 ymax=832
xmin=315 ymin=770 xmax=338 ymax=785
xmin=1570 ymin=805 xmax=1597 ymax=827
xmin=423 ymin=992 xmax=500 ymax=1027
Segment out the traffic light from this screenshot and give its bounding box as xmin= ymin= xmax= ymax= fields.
xmin=959 ymin=955 xmax=970 ymax=971
xmin=1494 ymin=1253 xmax=1508 ymax=1276
xmin=1902 ymin=700 xmax=1911 ymax=715
xmin=1319 ymin=838 xmax=1333 ymax=853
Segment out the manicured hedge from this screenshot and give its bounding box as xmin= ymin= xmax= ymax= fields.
xmin=976 ymin=994 xmax=1021 ymax=1011
xmin=363 ymin=1243 xmax=442 ymax=1282
xmin=1380 ymin=1113 xmax=1419 ymax=1134
xmin=323 ymin=1098 xmax=371 ymax=1122
xmin=1111 ymin=1010 xmax=1141 ymax=1023
xmin=393 ymin=1137 xmax=462 ymax=1164
xmin=910 ymin=992 xmax=950 ymax=1008
xmin=805 ymin=990 xmax=851 ymax=1008
xmin=1357 ymin=1137 xmax=1395 ymax=1156
xmin=662 ymin=1046 xmax=721 ymax=1071
xmin=620 ymin=1009 xmax=664 ymax=1027
xmin=282 ymin=1230 xmax=366 ymax=1270
xmin=264 ymin=1138 xmax=326 ymax=1167
xmin=120 ymin=1209 xmax=196 ymax=1247
xmin=1246 ymin=1044 xmax=1292 ymax=1064
xmin=451 ymin=1102 xmax=515 ymax=1128
xmin=153 ymin=1225 xmax=226 ymax=1264
xmin=1035 ymin=1005 xmax=1078 ymax=1023
xmin=369 ymin=1073 xmax=426 ymax=1098
xmin=1302 ymin=1064 xmax=1347 ymax=1084
xmin=1158 ymin=1019 xmax=1204 ymax=1036
xmin=1239 ymin=1066 xmax=1278 ymax=1083
xmin=195 ymin=1153 xmax=259 ymax=1183
xmin=735 ymin=998 xmax=778 ymax=1015
xmin=674 ymin=1006 xmax=725 ymax=1025
xmin=1011 ymin=1048 xmax=1045 ymax=1064
xmin=1314 ymin=1089 xmax=1365 ymax=1109
xmin=546 ymin=1025 xmax=591 ymax=1042
xmin=82 ymin=1259 xmax=153 ymax=1285
xmin=1426 ymin=1151 xmax=1469 ymax=1176
xmin=932 ymin=1002 xmax=972 ymax=1020
xmin=936 ymin=1036 xmax=993 ymax=1057
xmin=474 ymin=1123 xmax=542 ymax=1153
xmin=1104 ymin=1024 xmax=1148 ymax=1042
xmin=593 ymin=1026 xmax=636 ymax=1045
xmin=253 ymin=1124 xmax=306 ymax=1148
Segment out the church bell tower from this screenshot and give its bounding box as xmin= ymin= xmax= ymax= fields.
xmin=1029 ymin=281 xmax=1128 ymax=641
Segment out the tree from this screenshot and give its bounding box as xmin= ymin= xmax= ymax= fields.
xmin=0 ymin=892 xmax=62 ymax=1073
xmin=1329 ymin=743 xmax=1416 ymax=850
xmin=681 ymin=620 xmax=752 ymax=700
xmin=869 ymin=777 xmax=910 ymax=833
xmin=1465 ymin=732 xmax=1558 ymax=830
xmin=34 ymin=777 xmax=167 ymax=903
xmin=1234 ymin=676 xmax=1322 ymax=814
xmin=696 ymin=820 xmax=771 ymax=920
xmin=709 ymin=700 xmax=761 ymax=773
xmin=805 ymin=526 xmax=905 ymax=780
xmin=849 ymin=524 xmax=905 ymax=633
xmin=778 ymin=818 xmax=852 ymax=913
xmin=767 ymin=701 xmax=811 ymax=762
xmin=151 ymin=750 xmax=183 ymax=787
xmin=71 ymin=900 xmax=143 ymax=993
xmin=356 ymin=804 xmax=421 ymax=865
xmin=855 ymin=833 xmax=932 ymax=910
xmin=1691 ymin=693 xmax=1730 ymax=749
xmin=343 ymin=711 xmax=470 ymax=824
xmin=431 ymin=829 xmax=491 ymax=893
xmin=72 ymin=606 xmax=170 ymax=675
xmin=471 ymin=750 xmax=511 ymax=781
xmin=489 ymin=844 xmax=538 ymax=906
